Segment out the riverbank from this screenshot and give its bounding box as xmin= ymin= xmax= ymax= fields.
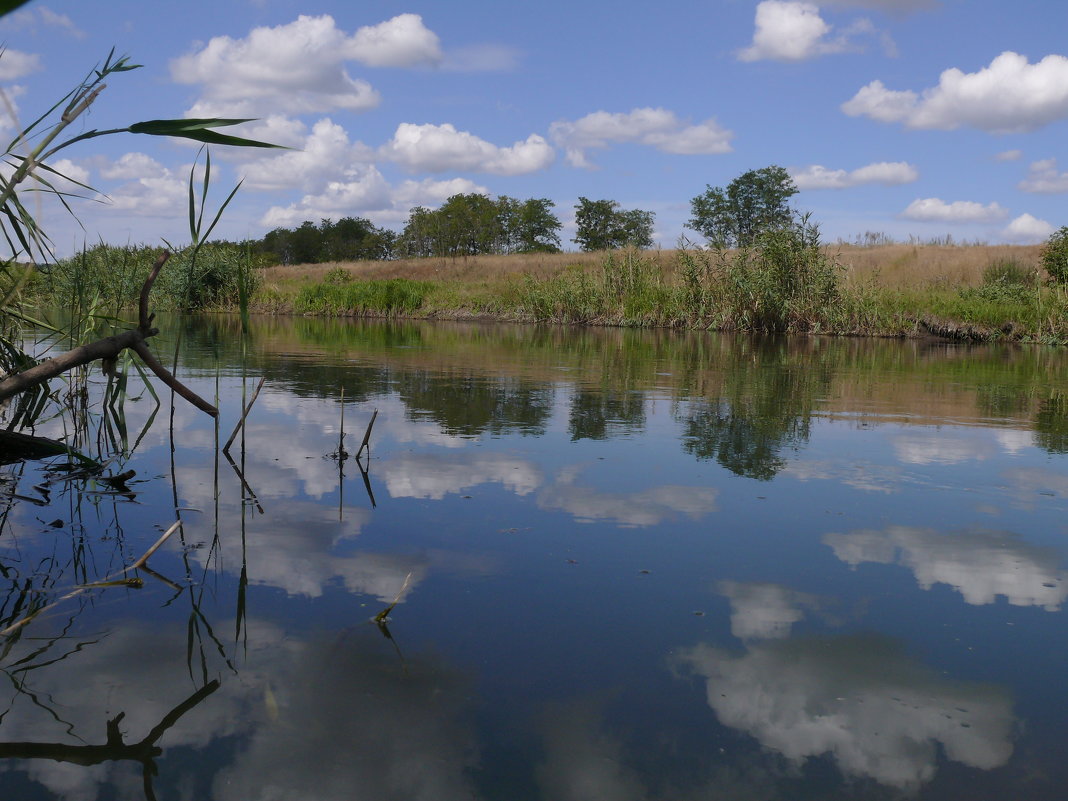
xmin=248 ymin=242 xmax=1068 ymax=344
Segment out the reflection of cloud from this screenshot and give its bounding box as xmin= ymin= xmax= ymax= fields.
xmin=718 ymin=581 xmax=822 ymax=641
xmin=382 ymin=452 xmax=543 ymax=499
xmin=824 ymin=525 xmax=1068 ymax=610
xmin=536 ymin=703 xmax=646 ymax=801
xmin=676 ymin=635 xmax=1014 ymax=790
xmin=213 ymin=628 xmax=479 ymax=801
xmin=537 ymin=466 xmax=718 ymax=527
xmin=893 ymin=434 xmax=995 ymax=465
xmin=0 ymin=619 xmax=478 ymax=801
xmin=187 ymin=500 xmax=425 ymax=601
xmin=782 ymin=459 xmax=901 ymax=493
xmin=1004 ymin=466 xmax=1068 ymax=502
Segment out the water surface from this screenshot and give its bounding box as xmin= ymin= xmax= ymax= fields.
xmin=1 ymin=316 xmax=1067 ymax=800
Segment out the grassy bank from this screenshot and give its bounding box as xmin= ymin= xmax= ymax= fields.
xmin=27 ymin=235 xmax=1068 ymax=344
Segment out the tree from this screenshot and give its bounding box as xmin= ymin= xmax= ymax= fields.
xmin=1040 ymin=226 xmax=1068 ymax=284
xmin=513 ymin=198 xmax=562 ymax=253
xmin=573 ymin=198 xmax=656 ymax=252
xmin=687 ymin=165 xmax=797 ymax=248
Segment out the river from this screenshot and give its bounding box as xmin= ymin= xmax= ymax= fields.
xmin=1 ymin=315 xmax=1067 ymax=800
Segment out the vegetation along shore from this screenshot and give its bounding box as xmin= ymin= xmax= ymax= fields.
xmin=26 ymin=166 xmax=1068 ymax=345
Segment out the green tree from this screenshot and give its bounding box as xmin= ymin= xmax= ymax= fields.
xmin=513 ymin=198 xmax=562 ymax=253
xmin=573 ymin=198 xmax=656 ymax=252
xmin=1040 ymin=226 xmax=1068 ymax=284
xmin=688 ymin=165 xmax=797 ymax=248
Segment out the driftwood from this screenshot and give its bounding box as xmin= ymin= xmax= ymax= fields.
xmin=0 ymin=252 xmax=218 ymax=416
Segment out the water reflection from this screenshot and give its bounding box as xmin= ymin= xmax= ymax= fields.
xmin=676 ymin=634 xmax=1015 ymax=790
xmin=382 ymin=452 xmax=543 ymax=500
xmin=717 ymin=580 xmax=826 ymax=641
xmin=824 ymin=525 xmax=1068 ymax=610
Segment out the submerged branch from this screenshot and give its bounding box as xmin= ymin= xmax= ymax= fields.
xmin=0 ymin=251 xmax=218 ymax=417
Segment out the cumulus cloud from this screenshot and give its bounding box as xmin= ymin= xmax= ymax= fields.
xmin=243 ymin=119 xmax=374 ymax=191
xmin=901 ymin=198 xmax=1008 ymax=224
xmin=823 ymin=0 xmax=938 ymax=9
xmin=824 ymin=525 xmax=1068 ymax=610
xmin=994 ymin=149 xmax=1022 ymax=162
xmin=1018 ymin=158 xmax=1068 ymax=193
xmin=94 ymin=155 xmax=200 ymax=217
xmin=0 ymin=48 xmax=41 ymax=80
xmin=380 ymin=122 xmax=555 ymax=175
xmin=259 ymin=169 xmax=488 ymax=229
xmin=1001 ymin=213 xmax=1054 ymax=244
xmin=738 ymin=1 xmax=878 ymax=62
xmin=549 ymin=107 xmax=733 ymax=168
xmin=791 ymin=161 xmax=918 ymax=189
xmin=842 ymin=51 xmax=1068 ymax=133
xmin=171 ymin=14 xmax=442 ymax=116
xmin=0 ymin=6 xmax=85 ymax=38
xmin=676 ymin=635 xmax=1014 ymax=789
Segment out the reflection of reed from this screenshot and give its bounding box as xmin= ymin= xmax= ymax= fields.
xmin=0 ymin=679 xmax=219 ymax=801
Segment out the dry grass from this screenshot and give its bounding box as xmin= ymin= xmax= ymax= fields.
xmin=260 ymin=244 xmax=1047 ymax=292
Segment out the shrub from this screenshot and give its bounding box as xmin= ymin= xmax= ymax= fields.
xmin=1041 ymin=226 xmax=1068 ymax=284
xmin=983 ymin=258 xmax=1036 ymax=287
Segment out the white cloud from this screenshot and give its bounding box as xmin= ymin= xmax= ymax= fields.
xmin=843 ymin=51 xmax=1068 ymax=133
xmin=37 ymin=7 xmax=86 ymax=38
xmin=738 ymin=1 xmax=871 ymax=62
xmin=259 ymin=169 xmax=488 ymax=229
xmin=1001 ymin=213 xmax=1054 ymax=244
xmin=824 ymin=525 xmax=1068 ymax=610
xmin=1018 ymin=158 xmax=1068 ymax=193
xmin=96 ymin=160 xmax=194 ymax=217
xmin=380 ymin=122 xmax=555 ymax=175
xmin=791 ymin=161 xmax=918 ymax=189
xmin=243 ymin=119 xmax=373 ymax=192
xmin=0 ymin=49 xmax=41 ymax=80
xmin=677 ymin=635 xmax=1014 ymax=790
xmin=994 ymin=149 xmax=1022 ymax=162
xmin=347 ymin=13 xmax=442 ymax=67
xmin=171 ymin=14 xmax=441 ymax=116
xmin=99 ymin=152 xmax=167 ymax=181
xmin=900 ymin=198 xmax=1008 ymax=223
xmin=549 ymin=107 xmax=733 ymax=168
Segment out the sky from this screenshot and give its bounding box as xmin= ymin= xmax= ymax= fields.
xmin=1 ymin=0 xmax=1066 ymax=257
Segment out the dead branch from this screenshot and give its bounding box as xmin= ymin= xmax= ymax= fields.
xmin=0 ymin=251 xmax=218 ymax=417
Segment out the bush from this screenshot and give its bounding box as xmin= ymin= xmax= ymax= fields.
xmin=1041 ymin=226 xmax=1068 ymax=284
xmin=983 ymin=259 xmax=1036 ymax=287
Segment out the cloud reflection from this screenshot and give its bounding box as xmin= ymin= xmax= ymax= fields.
xmin=717 ymin=581 xmax=824 ymax=641
xmin=382 ymin=451 xmax=543 ymax=499
xmin=824 ymin=525 xmax=1068 ymax=610
xmin=676 ymin=634 xmax=1014 ymax=790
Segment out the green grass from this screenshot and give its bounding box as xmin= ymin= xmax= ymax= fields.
xmin=294 ymin=278 xmax=433 ymax=315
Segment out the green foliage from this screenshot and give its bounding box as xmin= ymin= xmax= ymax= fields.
xmin=37 ymin=241 xmax=263 ymax=312
xmin=396 ymin=194 xmax=562 ymax=259
xmin=259 ymin=217 xmax=396 ymax=265
xmin=573 ymin=198 xmax=655 ymax=251
xmin=294 ymin=278 xmax=432 ymax=315
xmin=1040 ymin=226 xmax=1068 ymax=284
xmin=688 ymin=165 xmax=797 ymax=248
xmin=983 ymin=259 xmax=1036 ymax=287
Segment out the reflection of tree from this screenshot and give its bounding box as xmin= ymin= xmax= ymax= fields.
xmin=1034 ymin=392 xmax=1068 ymax=454
xmin=567 ymin=388 xmax=645 ymax=441
xmin=396 ymin=371 xmax=552 ymax=437
xmin=678 ymin=338 xmax=831 ymax=480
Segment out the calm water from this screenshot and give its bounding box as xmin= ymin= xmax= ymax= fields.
xmin=1 ymin=316 xmax=1067 ymax=800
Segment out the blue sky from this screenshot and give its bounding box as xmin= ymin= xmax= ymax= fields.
xmin=2 ymin=0 xmax=1066 ymax=257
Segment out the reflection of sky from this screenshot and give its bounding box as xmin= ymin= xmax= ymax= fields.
xmin=717 ymin=580 xmax=823 ymax=641
xmin=677 ymin=635 xmax=1015 ymax=790
xmin=536 ymin=465 xmax=718 ymax=527
xmin=824 ymin=525 xmax=1068 ymax=610
xmin=0 ymin=619 xmax=479 ymax=801
xmin=382 ymin=452 xmax=543 ymax=499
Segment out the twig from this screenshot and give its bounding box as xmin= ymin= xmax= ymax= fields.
xmin=0 ymin=519 xmax=183 ymax=637
xmin=356 ymin=408 xmax=378 ymax=461
xmin=222 ymin=376 xmax=265 ymax=453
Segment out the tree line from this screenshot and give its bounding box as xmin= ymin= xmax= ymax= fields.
xmin=253 ymin=166 xmax=801 ymax=265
